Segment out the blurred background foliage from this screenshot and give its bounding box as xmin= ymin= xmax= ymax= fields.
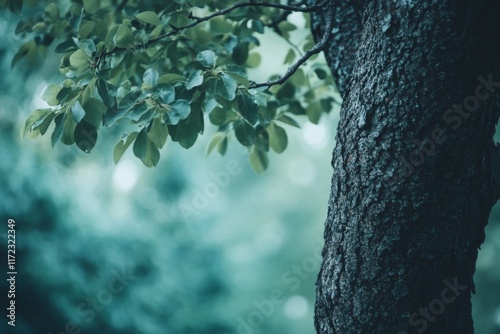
xmin=0 ymin=1 xmax=499 ymax=334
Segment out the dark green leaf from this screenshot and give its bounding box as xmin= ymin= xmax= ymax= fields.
xmin=314 ymin=68 xmax=328 ymax=80
xmin=133 ymin=129 xmax=160 ymax=167
xmin=82 ymin=98 xmax=105 ymax=128
xmin=55 ymin=39 xmax=78 ymax=53
xmin=74 ymin=120 xmax=98 ymax=153
xmin=232 ymin=42 xmax=249 ymax=65
xmin=234 ymin=121 xmax=255 ymax=146
xmin=51 ymin=114 xmax=64 ymax=147
xmin=218 ymin=136 xmax=228 ymax=155
xmin=237 ymin=93 xmax=258 ymax=124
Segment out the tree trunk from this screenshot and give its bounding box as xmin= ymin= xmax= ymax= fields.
xmin=311 ymin=1 xmax=500 ymax=333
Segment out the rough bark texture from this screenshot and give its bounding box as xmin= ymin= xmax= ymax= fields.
xmin=312 ymin=1 xmax=500 ymax=333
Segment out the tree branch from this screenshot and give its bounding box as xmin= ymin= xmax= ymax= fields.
xmin=249 ymin=4 xmax=333 ymax=89
xmin=104 ymin=0 xmax=328 ymax=56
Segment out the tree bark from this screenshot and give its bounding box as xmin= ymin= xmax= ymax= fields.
xmin=312 ymin=1 xmax=500 ymax=333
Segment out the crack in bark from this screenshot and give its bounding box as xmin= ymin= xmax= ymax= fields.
xmin=490 ymin=143 xmax=500 ymax=201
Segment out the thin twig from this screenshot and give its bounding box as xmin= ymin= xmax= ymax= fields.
xmin=249 ymin=4 xmax=334 ymax=89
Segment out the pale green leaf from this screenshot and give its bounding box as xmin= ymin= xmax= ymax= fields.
xmin=249 ymin=145 xmax=268 ymax=173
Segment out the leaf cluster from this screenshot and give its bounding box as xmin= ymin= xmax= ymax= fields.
xmin=11 ymin=0 xmax=338 ymax=172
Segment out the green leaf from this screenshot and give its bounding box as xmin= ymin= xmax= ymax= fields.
xmin=82 ymin=98 xmax=105 ymax=128
xmin=320 ymin=97 xmax=336 ymax=113
xmin=210 ymin=17 xmax=233 ymax=33
xmin=206 ymin=132 xmax=225 ymax=156
xmin=166 ymin=100 xmax=191 ymax=125
xmin=11 ymin=41 xmax=35 ymax=68
xmin=113 ymin=132 xmax=138 ymax=164
xmin=218 ymin=74 xmax=237 ymax=101
xmin=232 ymin=42 xmax=249 ymax=65
xmin=142 ymin=68 xmax=159 ymax=90
xmin=249 ymin=146 xmax=268 ymax=173
xmin=197 ymin=50 xmax=217 ymax=68
xmin=83 ymin=0 xmax=99 ymax=14
xmin=74 ymin=120 xmax=98 ymax=153
xmin=114 ymin=24 xmax=134 ymax=48
xmin=21 ymin=109 xmax=53 ymax=138
xmin=71 ymin=101 xmax=86 ymax=123
xmin=97 ymin=78 xmax=111 ymax=107
xmin=237 ymin=93 xmax=258 ymax=124
xmin=218 ymin=136 xmax=228 ymax=155
xmin=158 ymin=73 xmax=185 ymax=84
xmin=135 ymin=11 xmax=161 ymax=26
xmin=284 ymin=49 xmax=296 ymax=64
xmin=74 ymin=38 xmax=96 ymax=57
xmin=186 ymin=70 xmax=204 ymax=90
xmin=69 ymin=49 xmax=89 ymax=69
xmin=41 ymin=84 xmax=62 ymax=106
xmin=33 ymin=112 xmax=57 ymax=136
xmin=306 ymin=101 xmax=322 ymax=124
xmin=277 ymin=114 xmax=301 ymax=128
xmin=234 ymin=121 xmax=255 ymax=146
xmin=246 ymin=53 xmax=261 ymax=68
xmin=158 ymin=85 xmax=175 ymax=104
xmin=277 ymin=21 xmax=297 ymax=32
xmin=147 ymin=117 xmax=168 ymax=149
xmin=314 ymin=68 xmax=328 ymax=80
xmin=203 ymin=93 xmax=219 ymax=113
xmin=51 ymin=114 xmax=65 ymax=147
xmin=55 ymin=39 xmax=78 ymax=53
xmin=208 ymin=107 xmax=239 ymax=126
xmin=268 ymin=122 xmax=288 ymax=153
xmin=61 ymin=113 xmax=77 ymax=145
xmin=133 ymin=129 xmax=160 ymax=167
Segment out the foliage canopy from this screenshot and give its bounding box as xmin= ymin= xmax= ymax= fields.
xmin=5 ymin=0 xmax=337 ymax=171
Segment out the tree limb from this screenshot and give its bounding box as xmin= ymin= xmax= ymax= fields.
xmin=249 ymin=4 xmax=334 ymax=89
xmin=104 ymin=0 xmax=328 ymax=56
